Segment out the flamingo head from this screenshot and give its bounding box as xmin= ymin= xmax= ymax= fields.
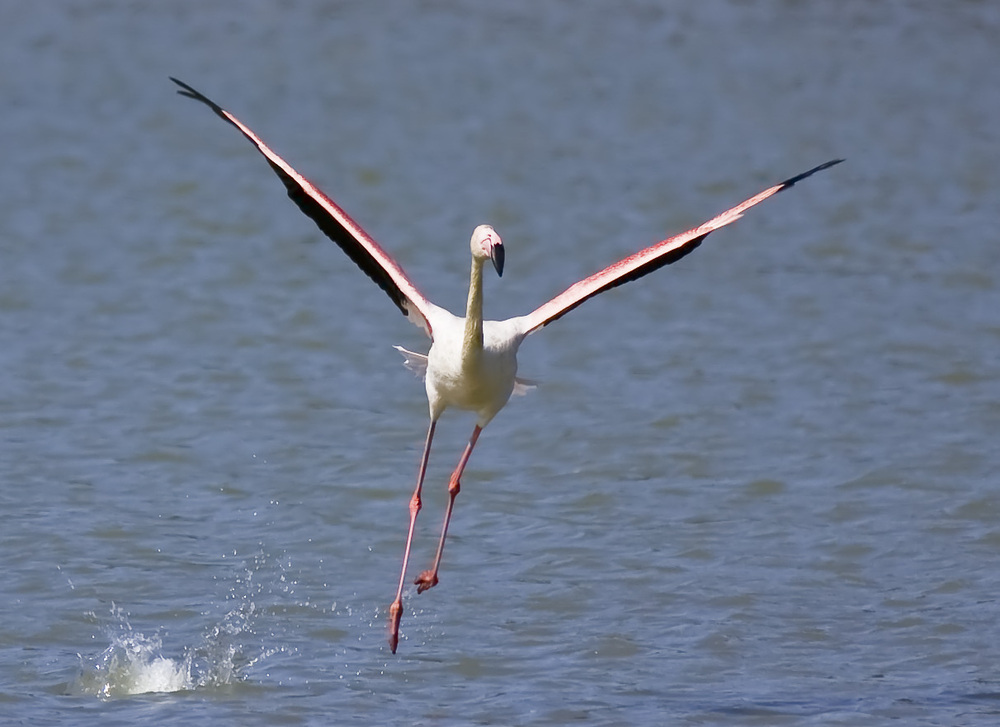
xmin=470 ymin=224 xmax=504 ymax=277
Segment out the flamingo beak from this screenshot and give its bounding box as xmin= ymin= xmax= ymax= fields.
xmin=491 ymin=241 xmax=505 ymax=277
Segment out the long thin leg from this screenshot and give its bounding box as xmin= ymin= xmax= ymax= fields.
xmin=388 ymin=419 xmax=436 ymax=654
xmin=414 ymin=425 xmax=483 ymax=594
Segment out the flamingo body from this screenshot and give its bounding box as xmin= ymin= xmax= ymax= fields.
xmin=171 ymin=77 xmax=842 ymax=653
xmin=426 ymin=314 xmax=524 ymax=426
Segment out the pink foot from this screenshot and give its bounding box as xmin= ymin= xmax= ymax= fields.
xmin=414 ymin=570 xmax=439 ymax=593
xmin=388 ymin=600 xmax=402 ymax=653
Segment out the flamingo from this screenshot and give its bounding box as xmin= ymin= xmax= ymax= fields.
xmin=171 ymin=77 xmax=841 ymax=653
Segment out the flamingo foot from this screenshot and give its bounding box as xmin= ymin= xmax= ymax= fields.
xmin=388 ymin=600 xmax=403 ymax=653
xmin=414 ymin=570 xmax=439 ymax=593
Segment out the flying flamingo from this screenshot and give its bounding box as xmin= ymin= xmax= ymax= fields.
xmin=171 ymin=77 xmax=841 ymax=653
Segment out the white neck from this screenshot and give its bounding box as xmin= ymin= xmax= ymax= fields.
xmin=462 ymin=257 xmax=485 ymax=360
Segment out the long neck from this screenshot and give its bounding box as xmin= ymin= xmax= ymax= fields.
xmin=462 ymin=258 xmax=485 ymax=358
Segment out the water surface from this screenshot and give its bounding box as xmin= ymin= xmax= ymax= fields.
xmin=2 ymin=2 xmax=999 ymax=724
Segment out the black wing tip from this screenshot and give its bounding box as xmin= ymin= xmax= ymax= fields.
xmin=169 ymin=76 xmax=224 ymax=114
xmin=169 ymin=76 xmax=196 ymax=97
xmin=779 ymin=158 xmax=844 ymax=189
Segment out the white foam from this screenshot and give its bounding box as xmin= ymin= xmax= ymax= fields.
xmin=73 ymin=601 xmax=279 ymax=699
xmin=76 ymin=629 xmax=193 ymax=698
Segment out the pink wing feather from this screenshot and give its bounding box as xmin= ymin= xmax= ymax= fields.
xmin=172 ymin=78 xmax=437 ymax=338
xmin=521 ymin=159 xmax=843 ymax=335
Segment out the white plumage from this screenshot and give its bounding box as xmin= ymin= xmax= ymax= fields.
xmin=171 ymin=77 xmax=841 ymax=653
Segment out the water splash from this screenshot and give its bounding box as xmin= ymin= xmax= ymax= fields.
xmin=73 ymin=605 xmax=195 ymax=698
xmin=73 ymin=552 xmax=287 ymax=699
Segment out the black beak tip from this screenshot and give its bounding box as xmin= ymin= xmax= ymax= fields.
xmin=492 ymin=244 xmax=505 ymax=277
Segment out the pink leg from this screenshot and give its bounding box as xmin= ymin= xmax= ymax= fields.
xmin=414 ymin=425 xmax=483 ymax=594
xmin=388 ymin=419 xmax=436 ymax=654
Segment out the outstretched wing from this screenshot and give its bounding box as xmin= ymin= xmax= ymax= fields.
xmin=520 ymin=159 xmax=843 ymax=335
xmin=171 ymin=77 xmax=438 ymax=338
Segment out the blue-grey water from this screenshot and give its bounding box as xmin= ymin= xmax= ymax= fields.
xmin=2 ymin=2 xmax=999 ymax=725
